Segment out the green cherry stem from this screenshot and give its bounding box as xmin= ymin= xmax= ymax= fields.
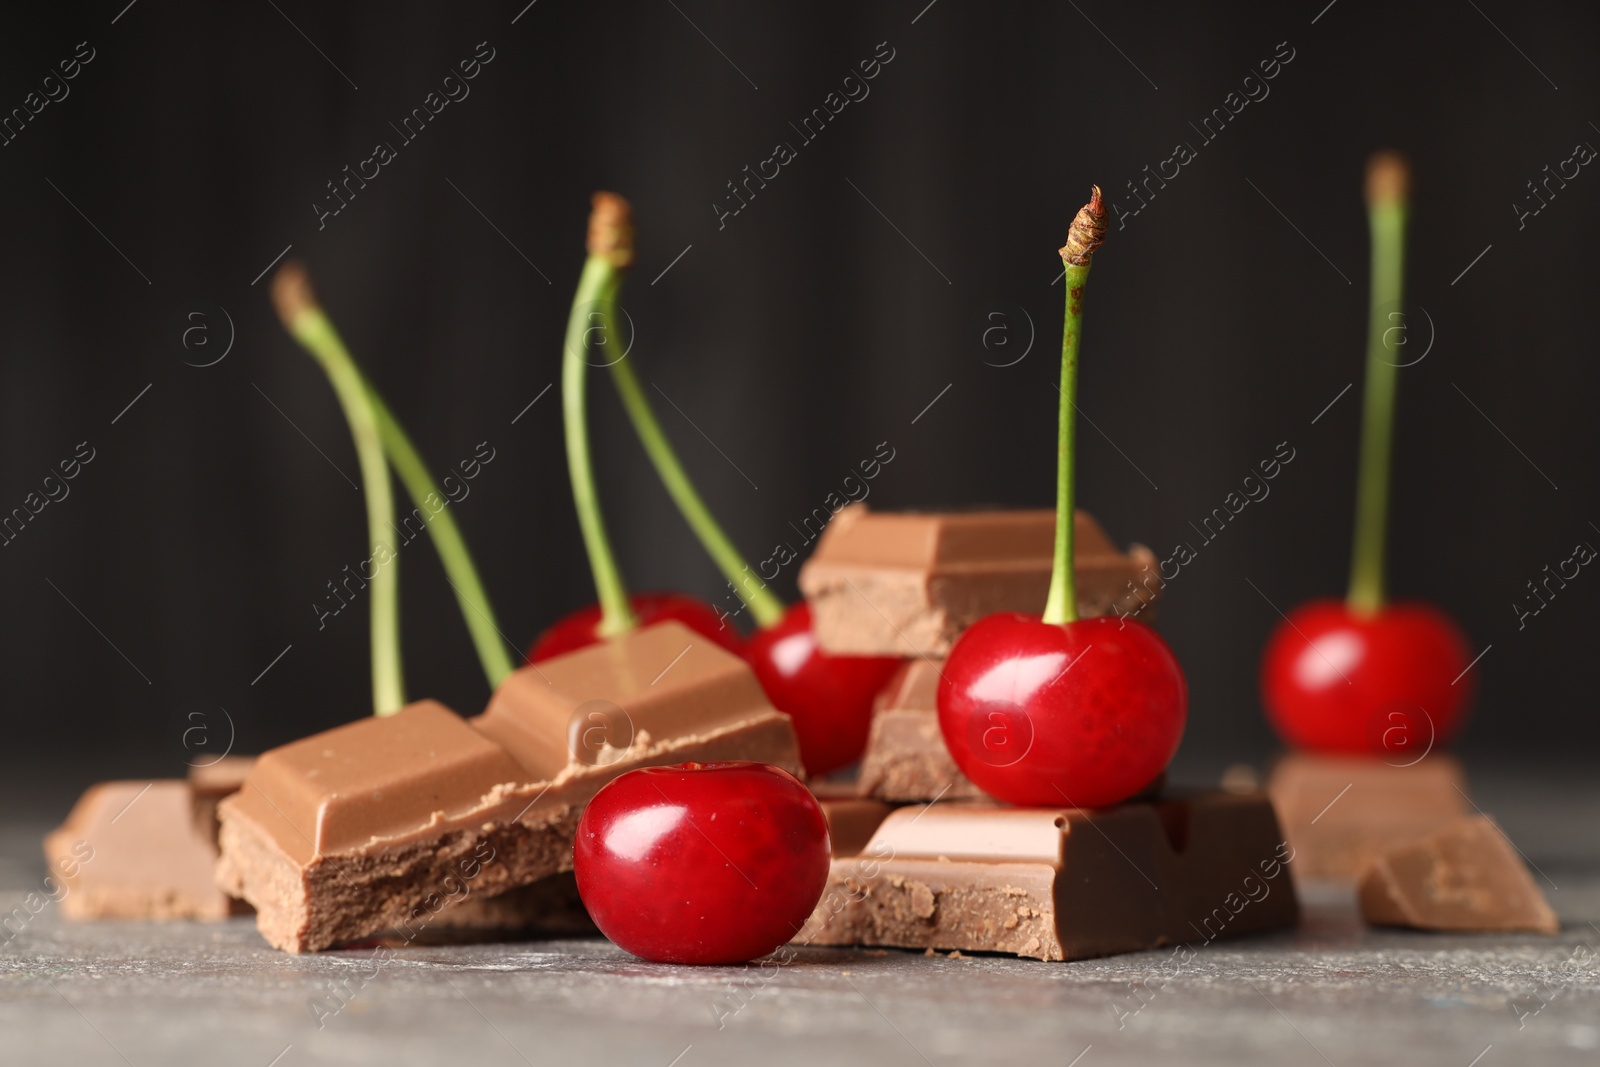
xmin=363 ymin=382 xmax=515 ymax=687
xmin=1347 ymin=152 xmax=1410 ymax=616
xmin=272 ymin=263 xmax=405 ymax=716
xmin=1042 ymin=186 xmax=1108 ymax=627
xmin=599 ymin=198 xmax=785 ymax=629
xmin=563 ymin=194 xmax=638 ymax=637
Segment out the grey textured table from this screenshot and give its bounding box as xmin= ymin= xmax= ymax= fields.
xmin=3 ymin=762 xmax=1598 ymax=1067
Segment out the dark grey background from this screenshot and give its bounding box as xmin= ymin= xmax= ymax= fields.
xmin=1 ymin=0 xmax=1594 ymax=787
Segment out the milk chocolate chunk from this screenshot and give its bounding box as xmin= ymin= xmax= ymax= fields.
xmin=799 ymin=505 xmax=1159 ymax=657
xmin=1267 ymin=752 xmax=1469 ymax=881
xmin=189 ymin=755 xmax=256 ymax=843
xmin=856 ymin=659 xmax=982 ymax=803
xmin=796 ymin=791 xmax=1298 ymax=961
xmin=44 ymin=781 xmax=241 ymax=921
xmin=219 ymin=623 xmax=801 ymax=952
xmin=368 ymin=873 xmax=598 ymax=946
xmin=1358 ymin=816 xmax=1558 ymax=934
xmin=818 ymin=797 xmax=895 ymax=859
xmin=218 ymin=700 xmax=549 ymax=952
xmin=474 ymin=620 xmax=798 ymax=781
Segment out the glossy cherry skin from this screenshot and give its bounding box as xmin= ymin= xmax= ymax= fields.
xmin=936 ymin=614 xmax=1187 ymax=808
xmin=528 ymin=591 xmax=743 ymax=663
xmin=1260 ymin=598 xmax=1473 ymax=755
xmin=744 ymin=603 xmax=903 ymax=777
xmin=573 ymin=761 xmax=830 ymax=964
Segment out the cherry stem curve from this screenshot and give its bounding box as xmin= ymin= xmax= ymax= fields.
xmin=272 ymin=263 xmax=406 ymax=716
xmin=598 ymin=197 xmax=785 ymax=630
xmin=363 ymin=381 xmax=514 ymax=687
xmin=564 ymin=195 xmax=638 ymax=636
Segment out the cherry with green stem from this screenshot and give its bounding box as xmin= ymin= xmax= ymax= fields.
xmin=543 ymin=192 xmax=899 ymax=775
xmin=936 ymin=187 xmax=1187 ymax=808
xmin=272 ymin=263 xmax=516 ymax=708
xmin=1261 ymin=153 xmax=1472 ymax=755
xmin=529 ymin=194 xmax=743 ymax=662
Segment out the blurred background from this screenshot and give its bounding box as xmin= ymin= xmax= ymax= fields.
xmin=1 ymin=0 xmax=1595 ymax=796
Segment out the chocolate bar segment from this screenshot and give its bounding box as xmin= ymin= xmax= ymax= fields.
xmin=219 ymin=623 xmax=802 ymax=952
xmin=189 ymin=755 xmax=256 ymax=843
xmin=856 ymin=659 xmax=982 ymax=803
xmin=218 ymin=701 xmax=550 ymax=951
xmin=797 ymin=791 xmax=1298 ymax=960
xmin=475 ymin=620 xmax=795 ymax=779
xmin=44 ymin=781 xmax=241 ymax=921
xmin=799 ymin=505 xmax=1159 ymax=657
xmin=818 ymin=797 xmax=895 ymax=858
xmin=1267 ymin=752 xmax=1469 ymax=881
xmin=1358 ymin=815 xmax=1558 ymax=933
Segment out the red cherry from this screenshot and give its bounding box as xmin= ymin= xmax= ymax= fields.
xmin=573 ymin=761 xmax=830 ymax=964
xmin=528 ymin=591 xmax=743 ymax=663
xmin=936 ymin=613 xmax=1187 ymax=808
xmin=744 ymin=603 xmax=902 ymax=777
xmin=1260 ymin=598 xmax=1473 ymax=756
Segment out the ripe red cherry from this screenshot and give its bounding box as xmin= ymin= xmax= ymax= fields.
xmin=528 ymin=591 xmax=743 ymax=663
xmin=573 ymin=761 xmax=830 ymax=964
xmin=744 ymin=602 xmax=902 ymax=777
xmin=937 ymin=613 xmax=1186 ymax=808
xmin=1260 ymin=598 xmax=1473 ymax=755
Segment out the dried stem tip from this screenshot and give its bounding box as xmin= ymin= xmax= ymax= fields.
xmin=1059 ymin=185 xmax=1107 ymax=267
xmin=587 ymin=192 xmax=635 ymax=269
xmin=1366 ymin=151 xmax=1410 ymax=208
xmin=270 ymin=260 xmax=319 ymax=326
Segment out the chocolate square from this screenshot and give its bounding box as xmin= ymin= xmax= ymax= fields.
xmin=798 ymin=791 xmax=1298 ymax=960
xmin=474 ymin=620 xmax=795 ymax=780
xmin=1267 ymin=752 xmax=1470 ymax=881
xmin=218 ymin=623 xmax=802 ymax=952
xmin=1359 ymin=815 xmax=1558 ymax=933
xmin=856 ymin=659 xmax=983 ymax=803
xmin=44 ymin=781 xmax=239 ymax=922
xmin=798 ymin=505 xmax=1159 ymax=657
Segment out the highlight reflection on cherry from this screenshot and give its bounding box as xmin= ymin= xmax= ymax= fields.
xmin=1260 ymin=599 xmax=1472 ymax=755
xmin=573 ymin=761 xmax=829 ymax=964
xmin=744 ymin=603 xmax=901 ymax=777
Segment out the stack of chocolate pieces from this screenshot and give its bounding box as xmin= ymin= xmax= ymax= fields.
xmin=796 ymin=505 xmax=1300 ymax=959
xmin=1268 ymin=754 xmax=1559 ymax=933
xmin=44 ymin=757 xmax=255 ymax=922
xmin=801 ymin=505 xmax=1159 ymax=803
xmin=216 ymin=622 xmax=800 ymax=952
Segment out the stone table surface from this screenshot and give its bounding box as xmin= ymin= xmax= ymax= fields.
xmin=2 ymin=764 xmax=1598 ymax=1067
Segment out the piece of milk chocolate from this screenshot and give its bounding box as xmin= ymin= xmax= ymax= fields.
xmin=1267 ymin=752 xmax=1469 ymax=881
xmin=218 ymin=623 xmax=801 ymax=952
xmin=44 ymin=781 xmax=242 ymax=921
xmin=856 ymin=659 xmax=982 ymax=803
xmin=798 ymin=505 xmax=1160 ymax=657
xmin=796 ymin=791 xmax=1298 ymax=960
xmin=1358 ymin=815 xmax=1558 ymax=934
xmin=819 ymin=797 xmax=895 ymax=859
xmin=189 ymin=755 xmax=256 ymax=843
xmin=366 ymin=872 xmax=598 ymax=946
